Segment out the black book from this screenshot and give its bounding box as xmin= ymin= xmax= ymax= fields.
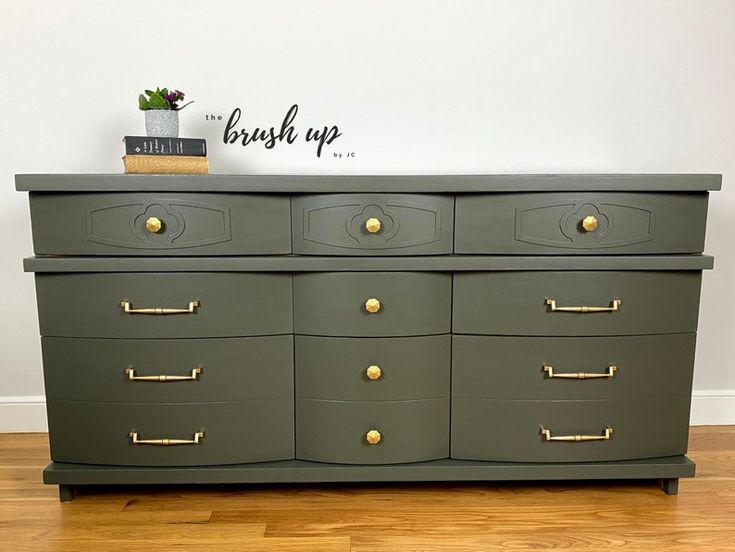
xmin=123 ymin=136 xmax=207 ymax=156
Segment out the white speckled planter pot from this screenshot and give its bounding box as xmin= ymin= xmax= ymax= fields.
xmin=145 ymin=110 xmax=179 ymax=137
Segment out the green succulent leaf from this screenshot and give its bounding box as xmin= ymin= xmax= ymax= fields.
xmin=138 ymin=94 xmax=149 ymax=110
xmin=144 ymin=89 xmax=155 ymax=96
xmin=147 ymin=93 xmax=169 ymax=109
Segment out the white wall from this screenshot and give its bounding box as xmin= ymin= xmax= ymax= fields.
xmin=2 ymin=0 xmax=734 ymax=430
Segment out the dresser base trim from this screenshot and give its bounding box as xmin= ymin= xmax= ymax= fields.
xmin=44 ymin=456 xmax=694 ymax=501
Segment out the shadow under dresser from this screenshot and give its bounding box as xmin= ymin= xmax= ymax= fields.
xmin=15 ymin=173 xmax=720 ymax=501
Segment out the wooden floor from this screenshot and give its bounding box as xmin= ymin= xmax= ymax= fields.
xmin=1 ymin=427 xmax=734 ymax=551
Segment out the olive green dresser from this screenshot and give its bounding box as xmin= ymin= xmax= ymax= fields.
xmin=16 ymin=174 xmax=720 ymax=501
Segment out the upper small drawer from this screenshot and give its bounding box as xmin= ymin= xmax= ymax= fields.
xmin=293 ymin=272 xmax=452 ymax=337
xmin=28 ymin=192 xmax=291 ymax=255
xmin=455 ymin=192 xmax=709 ymax=254
xmin=292 ymin=194 xmax=453 ymax=255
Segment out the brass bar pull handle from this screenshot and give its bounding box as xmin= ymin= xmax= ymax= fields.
xmin=546 ymin=298 xmax=621 ymax=313
xmin=129 ymin=431 xmax=204 ymax=446
xmin=543 ymin=365 xmax=617 ymax=379
xmin=120 ymin=300 xmax=200 ymax=315
xmin=540 ymin=426 xmax=613 ymax=442
xmin=126 ymin=366 xmax=202 ymax=382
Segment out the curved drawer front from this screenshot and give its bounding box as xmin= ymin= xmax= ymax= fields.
xmin=296 ymin=398 xmax=449 ymax=464
xmin=296 ymin=335 xmax=450 ymax=401
xmin=35 ymin=272 xmax=292 ymax=338
xmin=293 ymin=194 xmax=453 ymax=255
xmin=43 ymin=336 xmax=293 ymax=403
xmin=453 ymin=271 xmax=701 ymax=336
xmin=47 ymin=399 xmax=294 ymax=466
xmin=451 ymin=396 xmax=690 ymax=462
xmin=455 ymin=192 xmax=708 ymax=254
xmin=29 ymin=192 xmax=291 ymax=255
xmin=452 ymin=334 xmax=696 ymax=400
xmin=294 ymin=272 xmax=451 ymax=337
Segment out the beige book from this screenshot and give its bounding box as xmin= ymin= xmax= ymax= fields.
xmin=123 ymin=155 xmax=209 ymax=174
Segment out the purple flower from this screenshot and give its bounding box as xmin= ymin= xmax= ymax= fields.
xmin=165 ymin=91 xmax=177 ymax=102
xmin=175 ymin=90 xmax=185 ymax=98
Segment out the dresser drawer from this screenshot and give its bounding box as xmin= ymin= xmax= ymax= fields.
xmin=293 ymin=272 xmax=451 ymax=337
xmin=451 ymin=396 xmax=690 ymax=462
xmin=35 ymin=272 xmax=292 ymax=338
xmin=452 ymin=334 xmax=695 ymax=400
xmin=453 ymin=271 xmax=701 ymax=336
xmin=296 ymin=335 xmax=450 ymax=401
xmin=42 ymin=336 xmax=293 ymax=403
xmin=47 ymin=399 xmax=294 ymax=466
xmin=292 ymin=194 xmax=453 ymax=255
xmin=296 ymin=398 xmax=449 ymax=464
xmin=455 ymin=192 xmax=708 ymax=254
xmin=29 ymin=192 xmax=291 ymax=255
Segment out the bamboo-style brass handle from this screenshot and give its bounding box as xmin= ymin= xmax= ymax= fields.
xmin=543 ymin=365 xmax=617 ymax=379
xmin=365 ymin=217 xmax=382 ymax=233
xmin=545 ymin=298 xmax=621 ymax=313
xmin=581 ymin=215 xmax=598 ymax=232
xmin=366 ymin=429 xmax=382 ymax=445
xmin=145 ymin=216 xmax=163 ymax=233
xmin=364 ymin=298 xmax=381 ymax=313
xmin=540 ymin=426 xmax=613 ymax=442
xmin=366 ymin=365 xmax=382 ymax=380
xmin=121 ymin=300 xmax=200 ymax=315
xmin=126 ymin=366 xmax=203 ymax=382
xmin=129 ymin=431 xmax=204 ymax=446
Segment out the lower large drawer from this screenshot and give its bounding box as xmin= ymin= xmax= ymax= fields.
xmin=452 ymin=334 xmax=696 ymax=400
xmin=451 ymin=396 xmax=690 ymax=462
xmin=453 ymin=271 xmax=702 ymax=336
xmin=42 ymin=336 xmax=293 ymax=403
xmin=35 ymin=272 xmax=292 ymax=338
xmin=296 ymin=398 xmax=449 ymax=464
xmin=47 ymin=399 xmax=294 ymax=466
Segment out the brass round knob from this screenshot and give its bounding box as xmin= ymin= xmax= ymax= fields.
xmin=366 ymin=365 xmax=382 ymax=380
xmin=364 ymin=298 xmax=381 ymax=313
xmin=581 ymin=215 xmax=598 ymax=232
xmin=365 ymin=217 xmax=382 ymax=234
xmin=145 ymin=216 xmax=163 ymax=233
xmin=366 ymin=429 xmax=381 ymax=445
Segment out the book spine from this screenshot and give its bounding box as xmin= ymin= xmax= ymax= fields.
xmin=124 ymin=137 xmax=207 ymax=156
xmin=123 ymin=155 xmax=209 ymax=174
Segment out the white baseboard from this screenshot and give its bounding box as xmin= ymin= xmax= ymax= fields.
xmin=0 ymin=396 xmax=47 ymax=432
xmin=0 ymin=392 xmax=732 ymax=433
xmin=690 ymin=390 xmax=735 ymax=425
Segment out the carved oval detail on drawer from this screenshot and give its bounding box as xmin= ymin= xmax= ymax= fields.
xmin=302 ymin=201 xmax=440 ymax=249
xmin=294 ymin=194 xmax=453 ymax=254
xmin=515 ymin=201 xmax=655 ymax=249
xmin=87 ymin=199 xmax=232 ymax=250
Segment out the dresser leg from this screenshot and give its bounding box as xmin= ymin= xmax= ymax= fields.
xmin=658 ymin=478 xmax=679 ymax=496
xmin=58 ymin=484 xmax=76 ymax=502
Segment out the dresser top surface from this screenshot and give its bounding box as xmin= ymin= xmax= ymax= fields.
xmin=15 ymin=173 xmax=722 ymax=192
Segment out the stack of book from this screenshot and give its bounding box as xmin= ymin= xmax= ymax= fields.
xmin=122 ymin=136 xmax=209 ymax=174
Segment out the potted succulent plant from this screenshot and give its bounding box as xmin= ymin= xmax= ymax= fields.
xmin=138 ymin=87 xmax=193 ymax=137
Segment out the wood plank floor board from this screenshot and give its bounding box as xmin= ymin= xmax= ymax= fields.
xmin=0 ymin=427 xmax=733 ymax=551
